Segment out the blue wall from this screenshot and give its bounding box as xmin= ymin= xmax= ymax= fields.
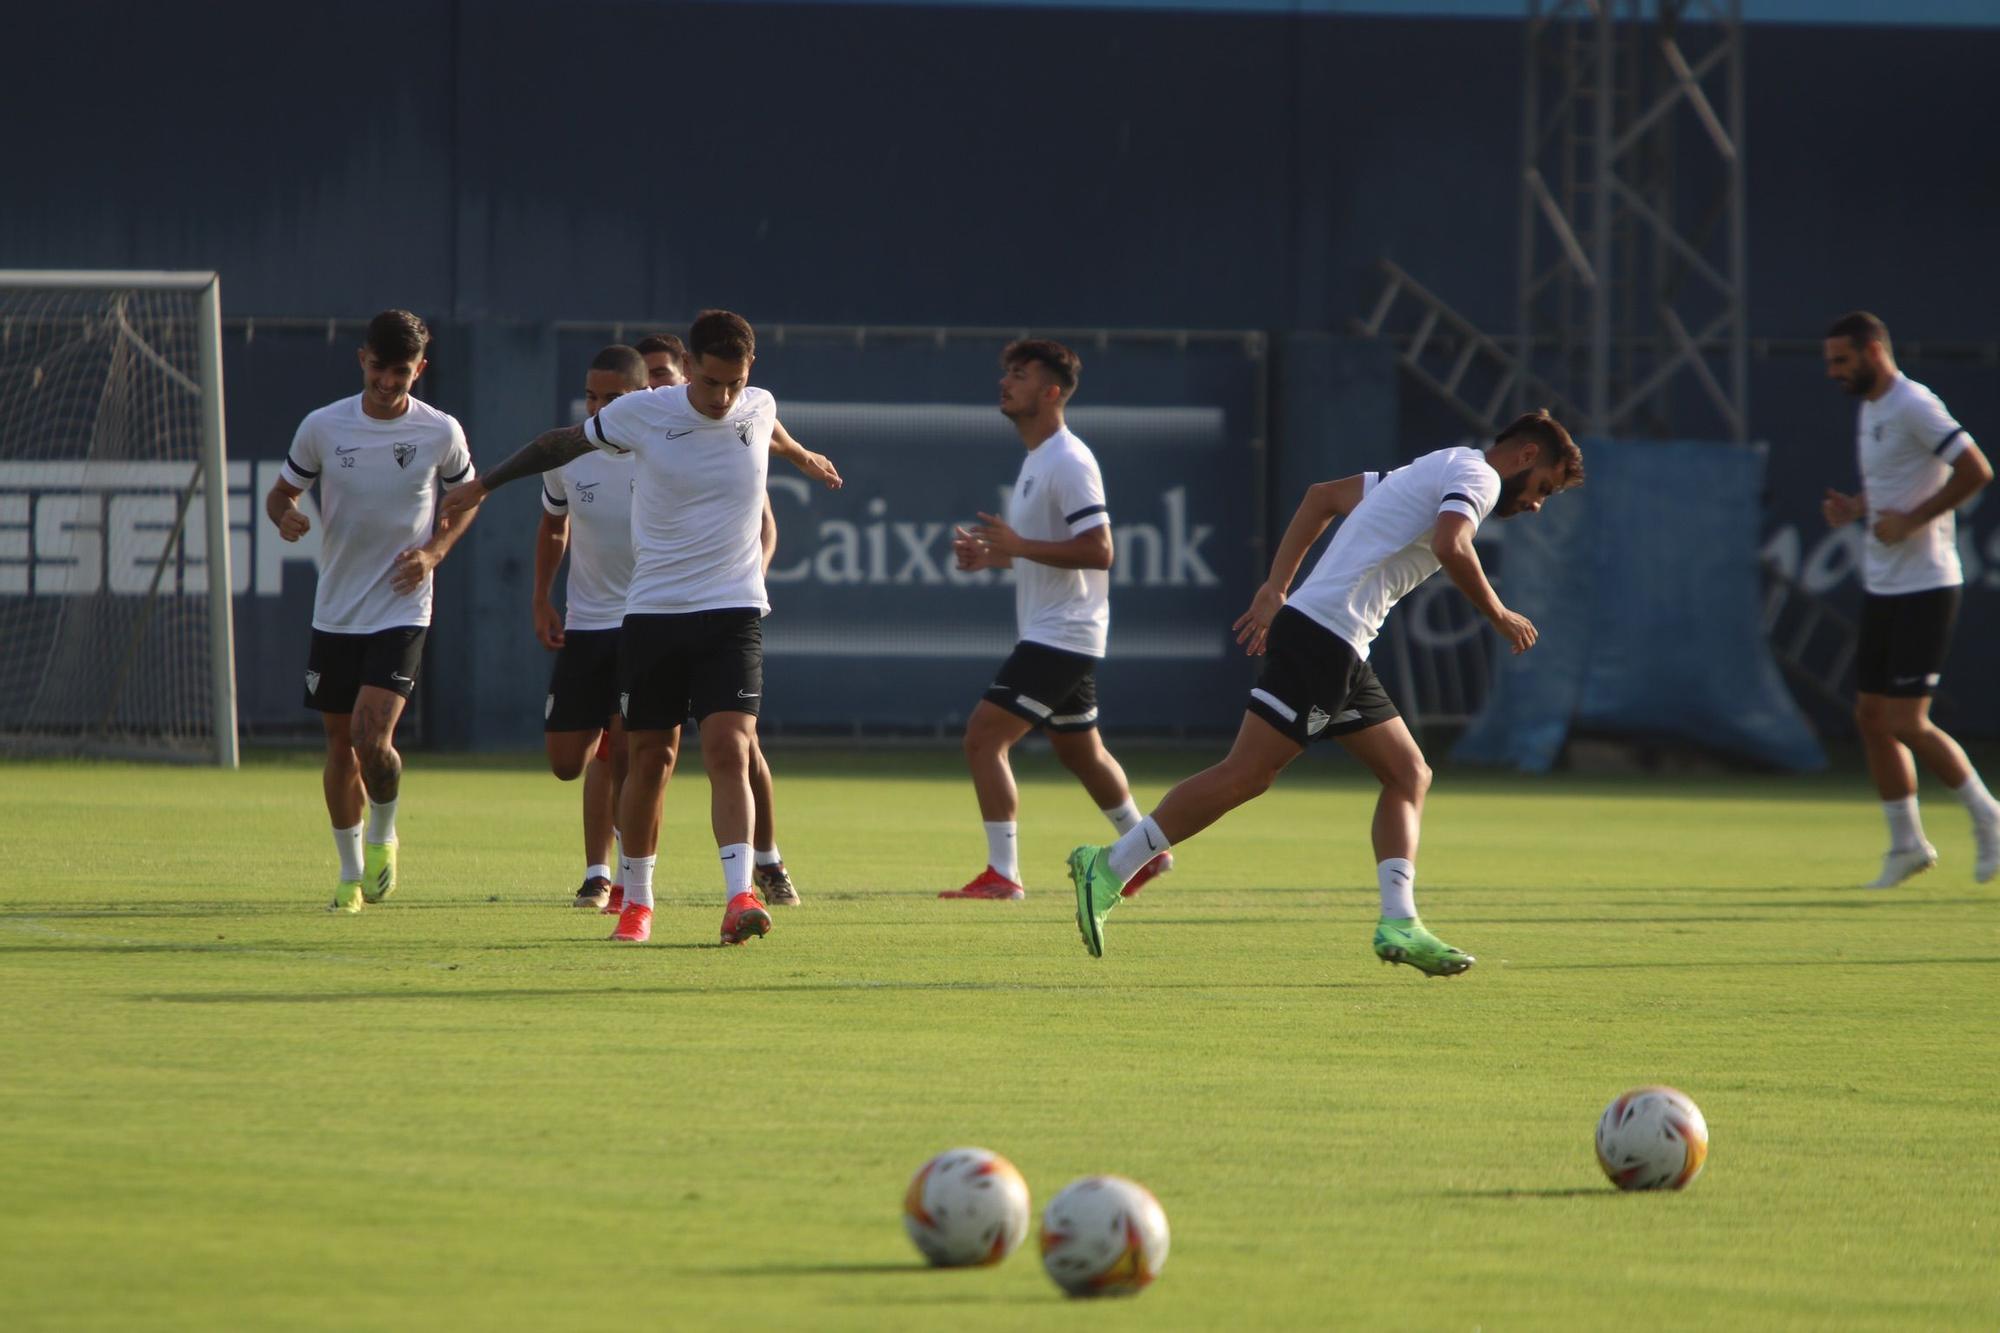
xmin=5 ymin=2 xmax=1997 ymax=743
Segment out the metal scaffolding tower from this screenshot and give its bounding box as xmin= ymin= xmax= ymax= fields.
xmin=1516 ymin=0 xmax=1746 ymax=442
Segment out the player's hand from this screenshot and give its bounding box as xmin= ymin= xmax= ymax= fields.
xmin=1491 ymin=607 xmax=1538 ymax=654
xmin=1871 ymin=509 xmax=1917 ymax=543
xmin=971 ymin=512 xmax=1022 ymax=559
xmin=276 ymin=507 xmax=311 ymax=542
xmin=953 ymin=525 xmax=997 ymax=571
xmin=791 ymin=449 xmax=843 ymax=490
xmin=533 ymin=599 xmax=565 ymax=650
xmin=390 ymin=546 xmax=439 ymax=595
xmin=1232 ymin=582 xmax=1287 ymax=656
xmin=438 ymin=479 xmax=489 ymax=523
xmin=1821 ymin=488 xmax=1864 ymax=528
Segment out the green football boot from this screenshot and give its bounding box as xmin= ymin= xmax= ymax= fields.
xmin=329 ymin=881 xmax=365 ymax=915
xmin=1372 ymin=917 xmax=1474 ymax=977
xmin=1067 ymin=845 xmax=1124 ymax=958
xmin=362 ymin=840 xmax=398 ymax=904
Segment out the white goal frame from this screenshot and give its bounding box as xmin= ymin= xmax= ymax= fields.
xmin=0 ymin=270 xmax=239 ymax=766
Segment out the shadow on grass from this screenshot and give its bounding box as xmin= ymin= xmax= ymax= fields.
xmin=707 ymin=1261 xmax=935 ymax=1276
xmin=138 ymin=978 xmax=1357 ymax=1004
xmin=1523 ymin=956 xmax=2000 ymax=971
xmin=1445 ymin=1187 xmax=1623 ymax=1200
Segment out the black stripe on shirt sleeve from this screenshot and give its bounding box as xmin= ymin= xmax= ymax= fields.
xmin=1934 ymin=426 xmax=1966 ymax=456
xmin=587 ymin=413 xmax=627 ymax=453
xmin=1065 ymin=503 xmax=1109 ymax=524
xmin=542 ymin=484 xmax=566 ymax=508
xmin=441 ymin=462 xmax=472 ymax=484
xmin=1441 ymin=491 xmax=1475 ymax=506
xmin=1375 ymin=470 xmax=1387 ymax=483
xmin=285 ymin=454 xmax=319 ymax=480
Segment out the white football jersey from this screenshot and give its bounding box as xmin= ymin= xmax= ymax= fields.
xmin=585 ymin=384 xmax=774 ymax=616
xmin=1856 ymin=373 xmax=1972 ymax=595
xmin=543 ymin=449 xmax=635 ymax=632
xmin=280 ymin=393 xmax=474 ymax=634
xmin=1286 ymin=446 xmax=1501 ymax=659
xmin=1007 ymin=427 xmax=1111 ymax=658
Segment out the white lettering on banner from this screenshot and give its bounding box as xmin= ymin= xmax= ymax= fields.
xmin=0 ymin=461 xmax=321 ymax=597
xmin=1761 ymin=513 xmax=1996 ymax=593
xmin=766 ymin=480 xmax=1221 ymax=590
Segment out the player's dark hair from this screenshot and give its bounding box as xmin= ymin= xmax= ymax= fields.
xmin=687 ymin=310 xmax=756 ymax=364
xmin=634 ymin=333 xmax=688 ymax=370
xmin=364 ymin=309 xmax=430 ymax=363
xmin=590 ymin=343 xmax=647 ymax=387
xmin=1826 ymin=310 xmax=1891 ymax=352
xmin=1001 ymin=339 xmax=1081 ymax=400
xmin=1495 ymin=408 xmax=1585 ymax=488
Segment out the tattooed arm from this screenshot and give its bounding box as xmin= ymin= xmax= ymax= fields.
xmin=437 ymin=426 xmax=596 ymax=521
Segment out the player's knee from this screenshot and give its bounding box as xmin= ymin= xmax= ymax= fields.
xmin=1854 ymin=696 xmax=1891 ymax=734
xmin=547 ymin=747 xmax=586 ymax=782
xmin=1403 ymin=758 xmax=1434 ymax=801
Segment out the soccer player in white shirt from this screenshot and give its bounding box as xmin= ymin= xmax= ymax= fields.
xmin=637 ymin=334 xmax=807 ymax=907
xmin=264 ymin=310 xmax=479 ymax=914
xmin=441 ymin=311 xmax=837 ymax=946
xmin=535 ymin=345 xmax=646 ymax=911
xmin=941 ymin=339 xmax=1167 ymax=902
xmin=1820 ymin=311 xmax=1999 ymax=886
xmin=1067 ymin=411 xmax=1583 ymax=974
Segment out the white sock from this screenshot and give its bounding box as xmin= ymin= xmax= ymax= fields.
xmin=585 ymin=862 xmax=611 ymax=884
xmin=1952 ymin=772 xmax=2000 ymax=824
xmin=755 ymin=847 xmax=783 ymax=867
xmin=1107 ymin=817 xmax=1169 ymax=884
xmin=721 ymin=843 xmax=753 ymax=900
xmin=623 ymin=853 xmax=656 ymax=909
xmin=366 ymin=797 xmax=397 ymax=845
xmin=1102 ymin=797 xmax=1143 ymax=835
xmin=1883 ymin=796 xmax=1925 ymax=852
xmin=984 ymin=821 xmax=1020 ymax=882
xmin=332 ymin=824 xmax=364 ymax=882
xmin=1377 ymin=858 xmax=1417 ymax=920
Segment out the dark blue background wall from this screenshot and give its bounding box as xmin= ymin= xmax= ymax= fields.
xmin=6 ymin=2 xmax=1996 ymax=743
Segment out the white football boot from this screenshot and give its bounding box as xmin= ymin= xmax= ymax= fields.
xmin=1864 ymin=843 xmax=1937 ymax=889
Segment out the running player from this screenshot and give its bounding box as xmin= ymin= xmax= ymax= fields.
xmin=441 ymin=311 xmax=834 ymax=944
xmin=1066 ymin=411 xmax=1583 ymax=974
xmin=535 ymin=345 xmax=645 ymax=910
xmin=1821 ymin=311 xmax=1999 ymax=885
xmin=265 ymin=309 xmax=477 ymax=913
xmin=941 ymin=339 xmax=1168 ymax=901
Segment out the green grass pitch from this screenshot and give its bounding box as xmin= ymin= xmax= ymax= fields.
xmin=2 ymin=747 xmax=1996 ymax=1331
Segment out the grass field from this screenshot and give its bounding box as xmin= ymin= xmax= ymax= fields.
xmin=3 ymin=745 xmax=1997 ymax=1331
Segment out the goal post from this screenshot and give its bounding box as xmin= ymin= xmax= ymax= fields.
xmin=0 ymin=270 xmax=239 ymax=766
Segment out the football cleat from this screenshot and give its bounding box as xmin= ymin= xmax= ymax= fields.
xmin=1067 ymin=846 xmax=1123 ymax=958
xmin=328 ymin=881 xmax=364 ymax=915
xmin=1120 ymin=851 xmax=1173 ymax=898
xmin=574 ymin=876 xmax=611 ymax=910
xmin=1864 ymin=843 xmax=1937 ymax=889
xmin=721 ymin=891 xmax=771 ymax=946
xmin=1372 ymin=917 xmax=1474 ymax=977
xmin=609 ymin=903 xmax=652 ymax=942
xmin=1973 ymin=821 xmax=1998 ymax=885
xmin=600 ymin=884 xmax=625 ymax=915
xmin=939 ymin=866 xmax=1025 ymax=901
xmin=362 ymin=840 xmax=398 ymax=903
xmin=754 ymin=861 xmax=801 ymax=906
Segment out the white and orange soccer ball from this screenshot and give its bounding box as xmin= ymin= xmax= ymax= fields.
xmin=1595 ymin=1086 xmax=1710 ymax=1191
xmin=901 ymin=1147 xmax=1032 ymax=1267
xmin=1038 ymin=1175 xmax=1171 ymax=1297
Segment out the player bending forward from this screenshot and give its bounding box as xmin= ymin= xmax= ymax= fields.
xmin=1066 ymin=411 xmax=1583 ymax=975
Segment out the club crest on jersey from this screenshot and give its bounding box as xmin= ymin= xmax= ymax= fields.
xmin=305 ymin=670 xmax=321 ymax=696
xmin=392 ymin=441 xmax=417 ymax=469
xmin=733 ymin=418 xmax=756 ymax=446
xmin=1872 ymin=423 xmax=1884 ymax=442
xmin=1021 ymin=478 xmax=1035 ymax=497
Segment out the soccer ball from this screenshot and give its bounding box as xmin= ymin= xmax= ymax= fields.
xmin=901 ymin=1147 xmax=1031 ymax=1267
xmin=1038 ymin=1175 xmax=1171 ymax=1297
xmin=1595 ymin=1086 xmax=1709 ymax=1191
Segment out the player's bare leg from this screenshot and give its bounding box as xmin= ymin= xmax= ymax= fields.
xmin=1858 ymin=693 xmax=1998 ymax=884
xmin=1336 ymin=716 xmax=1466 ymax=977
xmin=946 ymin=701 xmax=1036 ymax=898
xmin=1050 ymin=727 xmax=1170 ymax=896
xmin=321 ymin=712 xmax=367 ymax=912
xmin=748 ymin=739 xmax=799 ymax=905
xmin=580 ymin=738 xmax=616 ymax=907
xmin=350 ymin=686 xmax=408 ymax=904
xmin=701 ymin=710 xmax=770 ymax=943
xmin=609 ymin=726 xmax=677 ymax=941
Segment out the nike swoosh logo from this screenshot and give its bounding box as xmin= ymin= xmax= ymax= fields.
xmin=720 ymin=853 xmax=737 ymax=861
xmin=335 ymin=445 xmax=362 ymax=455
xmin=1143 ymin=828 xmax=1158 ymax=851
xmin=390 ymin=673 xmax=413 ymax=684
xmin=737 ymin=690 xmax=759 ymax=699
xmin=664 ymin=429 xmax=695 ymax=439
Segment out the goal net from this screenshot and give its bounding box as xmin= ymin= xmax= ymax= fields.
xmin=0 ymin=272 xmax=238 ymax=764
